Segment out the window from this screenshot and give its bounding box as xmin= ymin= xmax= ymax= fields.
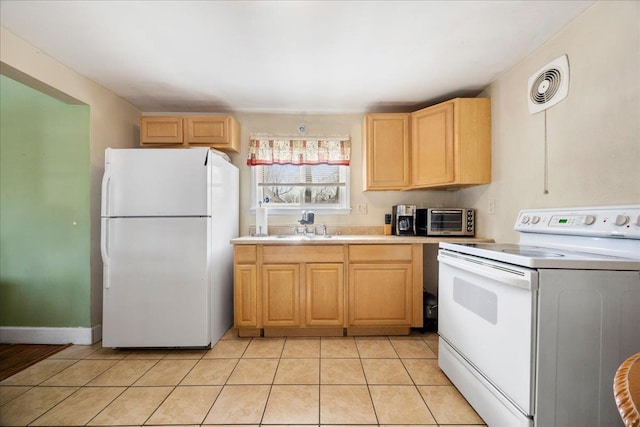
xmin=252 ymin=164 xmax=350 ymax=214
xmin=248 ymin=134 xmax=351 ymax=214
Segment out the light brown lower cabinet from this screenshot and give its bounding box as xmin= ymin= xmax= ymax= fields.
xmin=232 ymin=243 xmax=422 ymax=337
xmin=233 ymin=246 xmax=258 ymax=329
xmin=347 ymin=244 xmax=421 ymax=329
xmin=233 ymin=264 xmax=257 ymax=327
xmin=262 ymin=264 xmax=300 ymax=327
xmin=306 ymin=263 xmax=344 ymax=326
xmin=348 ymin=263 xmax=412 ymax=326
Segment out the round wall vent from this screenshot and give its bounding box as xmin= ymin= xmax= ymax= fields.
xmin=527 ymin=55 xmax=569 ymax=114
xmin=530 ymin=68 xmax=562 ymax=104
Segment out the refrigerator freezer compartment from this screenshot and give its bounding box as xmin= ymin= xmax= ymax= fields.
xmin=102 ymin=147 xmax=211 ymax=217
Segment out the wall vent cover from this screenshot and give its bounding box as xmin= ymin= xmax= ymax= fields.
xmin=528 ymin=55 xmax=569 ymax=114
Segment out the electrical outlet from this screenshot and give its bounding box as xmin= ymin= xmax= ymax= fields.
xmin=488 ymin=199 xmax=496 ymax=215
xmin=355 ymin=203 xmax=368 ymax=214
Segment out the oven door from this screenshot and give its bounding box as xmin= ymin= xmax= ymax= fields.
xmin=438 ymin=250 xmax=538 ymax=415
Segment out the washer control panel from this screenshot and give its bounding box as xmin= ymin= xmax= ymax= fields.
xmin=515 ymin=205 xmax=640 ymax=238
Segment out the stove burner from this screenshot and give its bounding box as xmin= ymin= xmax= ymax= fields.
xmin=501 ymin=249 xmax=565 ymax=258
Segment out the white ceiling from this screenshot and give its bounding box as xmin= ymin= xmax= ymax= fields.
xmin=0 ymin=0 xmax=594 ymax=114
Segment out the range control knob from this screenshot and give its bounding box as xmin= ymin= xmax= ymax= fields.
xmin=521 ymin=215 xmax=530 ymax=224
xmin=531 ymin=216 xmax=541 ymax=224
xmin=583 ymin=215 xmax=596 ymax=225
xmin=614 ymin=215 xmax=630 ymax=226
xmin=636 ymin=215 xmax=640 ymax=226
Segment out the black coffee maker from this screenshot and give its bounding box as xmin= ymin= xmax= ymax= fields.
xmin=391 ymin=205 xmax=417 ymax=235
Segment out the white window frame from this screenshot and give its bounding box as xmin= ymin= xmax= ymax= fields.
xmin=250 ymin=164 xmax=351 ymax=215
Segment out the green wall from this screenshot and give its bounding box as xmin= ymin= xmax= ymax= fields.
xmin=0 ymin=75 xmax=91 ymax=328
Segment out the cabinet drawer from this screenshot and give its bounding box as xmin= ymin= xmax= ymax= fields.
xmin=263 ymin=245 xmax=344 ymax=263
xmin=349 ymin=244 xmax=412 ymax=262
xmin=235 ymin=245 xmax=257 ymax=264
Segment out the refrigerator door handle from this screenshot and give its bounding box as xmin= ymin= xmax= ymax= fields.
xmin=101 ymin=218 xmax=111 ymax=289
xmin=101 ymin=169 xmax=112 ymax=216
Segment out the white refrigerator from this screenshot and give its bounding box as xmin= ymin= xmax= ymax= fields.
xmin=100 ymin=147 xmax=238 ymax=348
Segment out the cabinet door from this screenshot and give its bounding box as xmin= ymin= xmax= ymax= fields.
xmin=234 ymin=264 xmax=258 ymax=327
xmin=185 ymin=116 xmax=240 ymax=152
xmin=306 ymin=263 xmax=344 ymax=326
xmin=262 ymin=264 xmax=300 ymax=327
xmin=102 ymin=217 xmax=210 ymax=347
xmin=411 ymin=101 xmax=454 ymax=187
xmin=140 ymin=116 xmax=184 ymax=145
xmin=363 ymin=114 xmax=410 ymax=190
xmin=348 ymin=263 xmax=412 ymax=326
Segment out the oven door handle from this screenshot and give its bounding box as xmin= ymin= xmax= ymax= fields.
xmin=438 ymin=253 xmax=535 ymax=290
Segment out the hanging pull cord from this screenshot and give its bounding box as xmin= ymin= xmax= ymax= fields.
xmin=544 ymin=109 xmax=549 ymax=195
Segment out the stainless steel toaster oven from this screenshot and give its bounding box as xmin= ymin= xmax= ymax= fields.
xmin=416 ymin=208 xmax=475 ymax=236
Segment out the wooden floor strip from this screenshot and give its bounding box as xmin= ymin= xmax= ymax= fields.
xmin=0 ymin=343 xmax=71 ymax=381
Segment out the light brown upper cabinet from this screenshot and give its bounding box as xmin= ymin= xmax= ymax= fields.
xmin=362 ymin=113 xmax=410 ymax=190
xmin=140 ymin=115 xmax=240 ymax=153
xmin=362 ymin=98 xmax=491 ymax=191
xmin=411 ymin=98 xmax=491 ymax=189
xmin=140 ymin=116 xmax=184 ymax=145
xmin=185 ymin=116 xmax=240 ymax=152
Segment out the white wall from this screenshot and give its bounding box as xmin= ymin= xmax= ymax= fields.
xmin=230 ymin=112 xmax=455 ymax=235
xmin=456 ymin=1 xmax=640 ymax=243
xmin=0 ymin=27 xmax=141 ymax=328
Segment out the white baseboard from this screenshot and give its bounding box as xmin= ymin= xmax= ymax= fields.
xmin=0 ymin=324 xmax=102 ymax=345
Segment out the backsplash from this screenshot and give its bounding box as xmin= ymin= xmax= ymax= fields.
xmin=248 ymin=225 xmax=384 ymax=236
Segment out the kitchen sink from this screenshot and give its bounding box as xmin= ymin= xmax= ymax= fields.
xmin=274 ymin=234 xmax=333 ymax=240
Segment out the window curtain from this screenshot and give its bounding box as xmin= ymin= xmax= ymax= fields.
xmin=247 ymin=134 xmax=350 ymax=166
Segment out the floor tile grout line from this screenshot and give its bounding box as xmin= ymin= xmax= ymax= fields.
xmin=26 ymin=382 xmax=126 ymax=426
xmin=259 ymin=383 xmax=275 ymax=425
xmin=318 ymin=335 xmax=323 ymax=425
xmin=29 ymin=346 xmax=165 ymax=425
xmin=40 ymin=358 xmax=120 ymax=388
xmin=82 ymin=383 xmax=131 ymax=426
xmin=4 ymin=330 xmax=485 ymax=426
xmin=198 ymin=356 xmax=242 ymax=425
xmin=89 ymin=357 xmax=161 ymax=387
xmin=0 ymin=384 xmax=34 ymax=407
xmin=31 ymin=357 xmax=84 ymax=387
xmin=87 ymin=355 xmax=193 ymax=426
xmin=199 ymin=336 xmax=252 ymax=425
xmin=140 ymin=384 xmax=178 ymax=426
xmin=361 ymin=351 xmax=380 ymax=426
xmin=414 ymin=381 xmax=438 ymax=425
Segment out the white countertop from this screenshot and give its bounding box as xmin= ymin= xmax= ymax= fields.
xmin=231 ymin=235 xmax=493 ymax=245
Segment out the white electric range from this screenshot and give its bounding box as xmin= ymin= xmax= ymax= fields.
xmin=437 ymin=205 xmax=640 ymax=427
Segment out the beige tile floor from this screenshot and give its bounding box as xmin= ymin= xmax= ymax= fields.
xmin=0 ymin=328 xmax=486 ymax=426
